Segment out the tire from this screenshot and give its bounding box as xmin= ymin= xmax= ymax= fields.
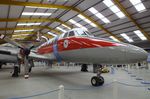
xmin=91 ymin=76 xmax=104 ymax=86
xmin=98 ymin=76 xmax=104 ymax=86
xmin=91 ymin=76 xmax=99 ymax=86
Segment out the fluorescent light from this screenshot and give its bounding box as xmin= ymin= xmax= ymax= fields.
xmin=78 ymin=14 xmax=97 ymax=27
xmin=14 ymin=29 xmax=34 ymax=32
xmin=26 ymin=6 xmax=57 ymax=10
xmin=95 ymin=13 xmax=105 ymax=19
xmin=134 ymin=30 xmax=147 ymax=40
xmin=129 ymin=0 xmax=146 ymax=12
xmin=69 ymin=19 xmax=88 ymax=31
xmin=88 ymin=7 xmax=98 ymax=14
xmin=120 ymin=33 xmax=133 ymax=42
xmin=129 ymin=0 xmax=141 ymax=5
xmin=22 ymin=12 xmax=52 ymax=16
xmin=12 ymin=34 xmax=30 ymax=37
xmin=17 ymin=23 xmax=41 ymax=26
xmin=135 ymin=3 xmax=146 ymax=12
xmin=88 ymin=7 xmax=110 ymax=23
xmin=62 ymin=24 xmax=71 ymax=29
xmin=103 ymin=0 xmax=114 ymax=7
xmin=109 ymin=36 xmax=119 ymax=42
xmin=101 ymin=18 xmax=110 ymax=23
xmin=47 ymin=32 xmax=57 ymax=37
xmin=103 ymin=0 xmax=125 ymax=18
xmin=116 ymin=12 xmax=125 ymax=18
xmin=56 ymin=27 xmax=67 ymax=33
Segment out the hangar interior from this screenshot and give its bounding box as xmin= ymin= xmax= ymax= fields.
xmin=0 ymin=0 xmax=150 ymax=99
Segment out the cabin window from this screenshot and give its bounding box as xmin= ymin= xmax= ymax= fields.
xmin=68 ymin=31 xmax=75 ymax=37
xmin=63 ymin=32 xmax=68 ymax=38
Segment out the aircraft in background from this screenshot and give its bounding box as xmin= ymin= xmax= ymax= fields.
xmin=0 ymin=28 xmax=148 ymax=86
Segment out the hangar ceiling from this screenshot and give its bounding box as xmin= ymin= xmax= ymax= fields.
xmin=0 ymin=0 xmax=150 ymax=48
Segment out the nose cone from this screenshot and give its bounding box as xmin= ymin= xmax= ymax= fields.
xmin=126 ymin=44 xmax=148 ymax=62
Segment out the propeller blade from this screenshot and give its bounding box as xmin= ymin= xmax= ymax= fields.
xmin=0 ymin=34 xmax=24 ymax=48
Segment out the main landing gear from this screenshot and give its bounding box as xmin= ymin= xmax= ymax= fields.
xmin=81 ymin=64 xmax=88 ymax=72
xmin=12 ymin=66 xmax=19 ymax=77
xmin=91 ymin=76 xmax=104 ymax=86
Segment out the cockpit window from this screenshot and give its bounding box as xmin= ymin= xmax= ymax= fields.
xmin=84 ymin=31 xmax=94 ymax=37
xmin=76 ymin=29 xmax=87 ymax=36
xmin=68 ymin=31 xmax=75 ymax=37
xmin=63 ymin=32 xmax=68 ymax=38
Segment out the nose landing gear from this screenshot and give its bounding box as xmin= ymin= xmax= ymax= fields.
xmin=91 ymin=66 xmax=104 ymax=86
xmin=91 ymin=76 xmax=104 ymax=86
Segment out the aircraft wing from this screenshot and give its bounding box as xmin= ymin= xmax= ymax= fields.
xmin=0 ymin=46 xmax=54 ymax=63
xmin=0 ymin=34 xmax=24 ymax=48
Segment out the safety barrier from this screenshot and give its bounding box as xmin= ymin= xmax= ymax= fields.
xmin=7 ymin=79 xmax=150 ymax=99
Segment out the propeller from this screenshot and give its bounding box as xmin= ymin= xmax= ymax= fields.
xmin=0 ymin=33 xmax=46 ymax=78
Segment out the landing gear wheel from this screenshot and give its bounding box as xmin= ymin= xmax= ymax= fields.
xmin=91 ymin=76 xmax=104 ymax=86
xmin=12 ymin=66 xmax=19 ymax=77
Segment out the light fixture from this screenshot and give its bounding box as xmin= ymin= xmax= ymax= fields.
xmin=17 ymin=23 xmax=41 ymax=26
xmin=109 ymin=36 xmax=119 ymax=42
xmin=26 ymin=6 xmax=57 ymax=10
xmin=134 ymin=30 xmax=147 ymax=40
xmin=69 ymin=19 xmax=88 ymax=31
xmin=14 ymin=29 xmax=34 ymax=32
xmin=47 ymin=32 xmax=57 ymax=37
xmin=129 ymin=0 xmax=146 ymax=12
xmin=22 ymin=12 xmax=52 ymax=16
xmin=56 ymin=27 xmax=67 ymax=32
xmin=103 ymin=0 xmax=125 ymax=18
xmin=78 ymin=14 xmax=97 ymax=27
xmin=62 ymin=24 xmax=71 ymax=29
xmin=120 ymin=33 xmax=133 ymax=42
xmin=88 ymin=7 xmax=110 ymax=23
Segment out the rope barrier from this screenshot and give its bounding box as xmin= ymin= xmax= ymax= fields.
xmin=7 ymin=89 xmax=59 ymax=99
xmin=117 ymin=81 xmax=150 ymax=87
xmin=6 ymin=81 xmax=150 ymax=99
xmin=65 ymin=82 xmax=114 ymax=91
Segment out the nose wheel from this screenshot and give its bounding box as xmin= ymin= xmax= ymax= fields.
xmin=91 ymin=76 xmax=104 ymax=86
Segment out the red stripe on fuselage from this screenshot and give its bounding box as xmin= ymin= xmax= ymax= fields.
xmin=37 ymin=37 xmax=122 ymax=54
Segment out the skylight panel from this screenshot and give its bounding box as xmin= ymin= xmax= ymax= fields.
xmin=22 ymin=12 xmax=52 ymax=16
xmin=129 ymin=0 xmax=146 ymax=12
xmin=78 ymin=14 xmax=97 ymax=27
xmin=120 ymin=33 xmax=133 ymax=42
xmin=14 ymin=29 xmax=34 ymax=32
xmin=88 ymin=7 xmax=98 ymax=14
xmin=134 ymin=3 xmax=146 ymax=12
xmin=17 ymin=23 xmax=41 ymax=26
xmin=56 ymin=27 xmax=67 ymax=33
xmin=116 ymin=12 xmax=125 ymax=18
xmin=69 ymin=19 xmax=88 ymax=31
xmin=62 ymin=24 xmax=71 ymax=29
xmin=103 ymin=0 xmax=114 ymax=7
xmin=101 ymin=18 xmax=110 ymax=24
xmin=26 ymin=6 xmax=57 ymax=10
xmin=134 ymin=30 xmax=147 ymax=40
xmin=109 ymin=36 xmax=119 ymax=42
xmin=47 ymin=32 xmax=57 ymax=37
xmin=103 ymin=0 xmax=125 ymax=18
xmin=88 ymin=7 xmax=110 ymax=23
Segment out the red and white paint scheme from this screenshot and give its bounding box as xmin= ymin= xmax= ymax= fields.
xmin=0 ymin=28 xmax=148 ymax=86
xmin=37 ymin=28 xmax=148 ymax=64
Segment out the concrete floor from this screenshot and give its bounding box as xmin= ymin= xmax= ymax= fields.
xmin=0 ymin=65 xmax=150 ymax=99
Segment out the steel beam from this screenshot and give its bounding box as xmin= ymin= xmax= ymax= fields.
xmin=113 ymin=0 xmax=150 ymax=41
xmin=0 ymin=0 xmax=122 ymax=41
xmin=0 ymin=18 xmax=72 ymax=29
